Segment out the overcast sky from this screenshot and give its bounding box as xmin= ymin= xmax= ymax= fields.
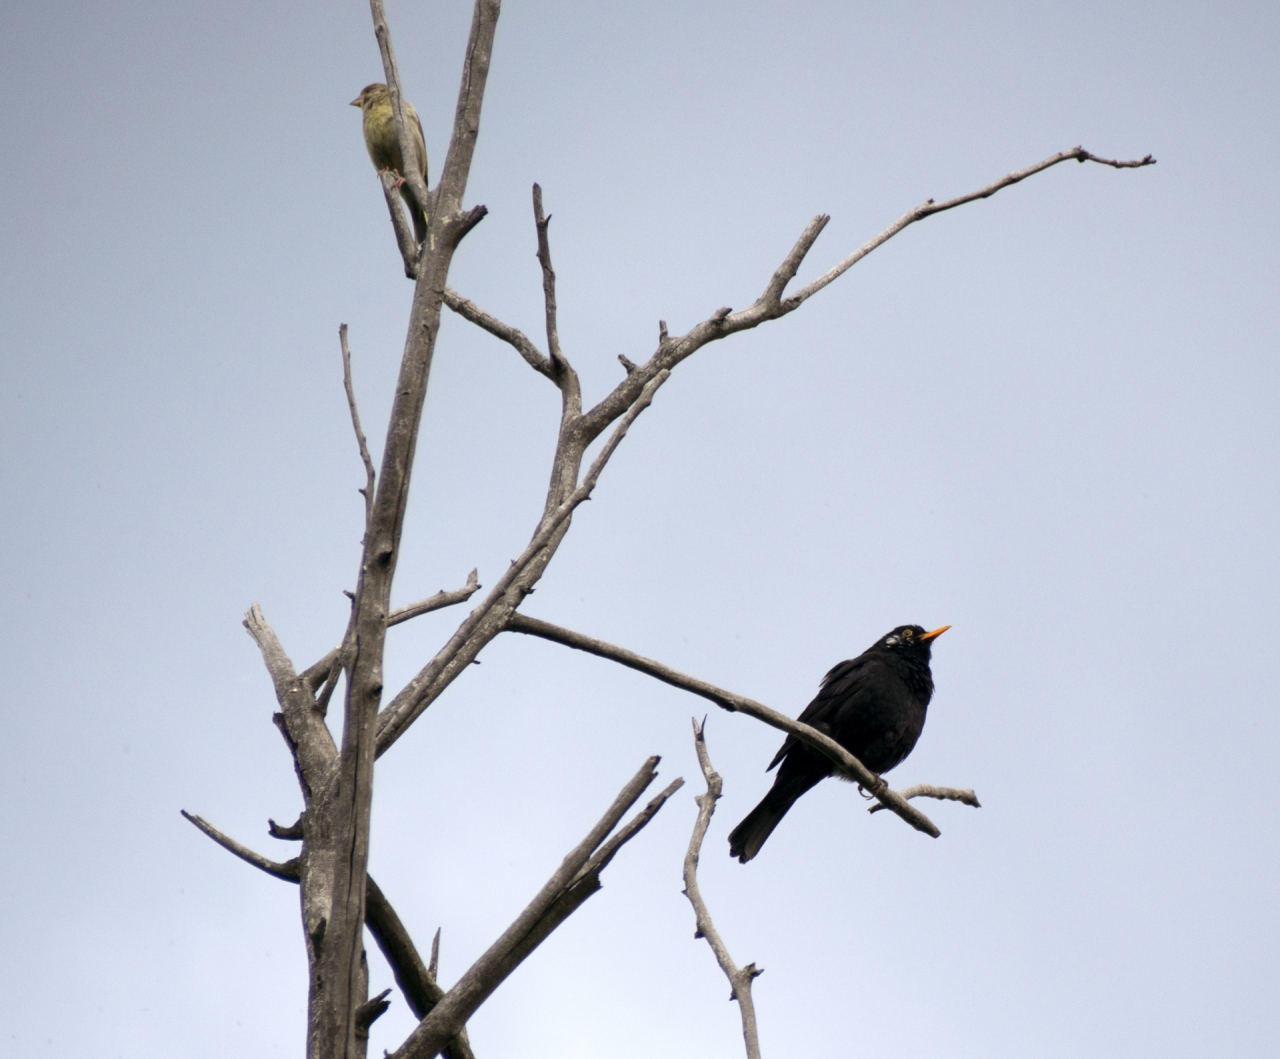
xmin=2 ymin=1 xmax=1277 ymax=1057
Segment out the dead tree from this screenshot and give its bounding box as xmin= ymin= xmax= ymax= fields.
xmin=180 ymin=3 xmax=1153 ymax=1057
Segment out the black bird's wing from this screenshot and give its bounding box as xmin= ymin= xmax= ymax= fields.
xmin=766 ymin=655 xmax=870 ymax=771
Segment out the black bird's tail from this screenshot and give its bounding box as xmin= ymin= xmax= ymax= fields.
xmin=728 ymin=769 xmax=823 ymax=863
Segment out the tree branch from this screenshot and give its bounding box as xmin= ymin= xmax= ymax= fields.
xmin=683 ymin=720 xmax=762 ymax=1059
xmin=434 ymin=0 xmax=501 ymax=221
xmin=463 ymin=776 xmax=684 ymax=1003
xmin=340 ymin=325 xmax=377 ymax=530
xmin=355 ymin=989 xmax=393 ymax=1041
xmin=389 ymin=758 xmax=680 ymax=1059
xmin=532 ymin=184 xmax=572 ymax=377
xmin=504 ymin=613 xmax=944 ymax=837
xmin=244 ymin=602 xmax=302 ymax=696
xmin=389 ymin=569 xmax=482 ymax=627
xmin=244 ymin=604 xmax=338 ymax=803
xmin=374 ymin=369 xmax=670 ymax=757
xmin=787 ymin=146 xmax=1156 ymax=307
xmin=365 ymin=878 xmax=477 ymax=1059
xmin=868 ymin=784 xmax=981 ymax=814
xmin=181 ymin=810 xmax=300 ymax=881
xmin=574 ymin=145 xmax=1152 ymax=449
xmin=379 ymin=169 xmax=424 ymax=279
xmin=442 ymin=287 xmax=553 ymax=379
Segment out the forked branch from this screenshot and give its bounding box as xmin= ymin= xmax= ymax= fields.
xmin=389 ymin=757 xmax=682 ymax=1059
xmin=684 ymin=720 xmax=762 ymax=1059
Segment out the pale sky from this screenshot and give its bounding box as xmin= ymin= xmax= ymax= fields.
xmin=2 ymin=2 xmax=1277 ymax=1057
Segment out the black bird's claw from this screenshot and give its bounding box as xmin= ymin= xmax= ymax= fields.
xmin=856 ymin=777 xmax=887 ymax=800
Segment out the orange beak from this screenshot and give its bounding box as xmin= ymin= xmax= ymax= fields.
xmin=919 ymin=625 xmax=951 ymax=642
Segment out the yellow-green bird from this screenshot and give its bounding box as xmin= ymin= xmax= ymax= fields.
xmin=351 ymin=83 xmax=429 ymax=244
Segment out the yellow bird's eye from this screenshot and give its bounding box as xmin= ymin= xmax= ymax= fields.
xmin=903 ymin=628 xmax=914 ymax=637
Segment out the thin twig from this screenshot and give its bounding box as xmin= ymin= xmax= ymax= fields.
xmin=683 ymin=720 xmax=762 ymax=1059
xmin=443 ymin=287 xmax=553 ymax=378
xmin=375 ymin=370 xmax=671 ymax=756
xmin=760 ymin=214 xmax=831 ymax=307
xmin=504 ymin=613 xmax=944 ymax=836
xmin=429 ymin=928 xmax=442 ymax=983
xmin=389 ymin=756 xmax=677 ymax=1059
xmin=532 ymin=184 xmax=566 ymax=367
xmin=389 ymin=569 xmax=482 ymax=626
xmin=340 ymin=324 xmax=377 ymax=530
xmin=298 ymin=569 xmax=482 ymax=693
xmin=788 ymin=146 xmax=1156 ymax=307
xmin=868 ymin=784 xmax=981 ymax=813
xmin=181 ymin=811 xmax=300 ymax=881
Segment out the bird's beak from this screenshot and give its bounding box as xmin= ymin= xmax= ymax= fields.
xmin=349 ymin=96 xmax=362 ymax=107
xmin=919 ymin=625 xmax=951 ymax=642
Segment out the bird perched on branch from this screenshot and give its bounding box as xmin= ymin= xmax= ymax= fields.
xmin=728 ymin=624 xmax=949 ymax=863
xmin=351 ymin=82 xmax=429 ymax=244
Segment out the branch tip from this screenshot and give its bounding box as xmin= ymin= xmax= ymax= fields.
xmin=682 ymin=725 xmax=762 ymax=1059
xmin=268 ymin=816 xmax=305 ymax=841
xmin=181 ymin=810 xmax=300 ymax=881
xmin=355 ymin=988 xmax=393 ymax=1037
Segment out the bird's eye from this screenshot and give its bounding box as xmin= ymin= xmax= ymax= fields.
xmin=903 ymin=628 xmax=914 ymax=638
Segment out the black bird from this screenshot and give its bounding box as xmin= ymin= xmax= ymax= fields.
xmin=728 ymin=624 xmax=949 ymax=863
